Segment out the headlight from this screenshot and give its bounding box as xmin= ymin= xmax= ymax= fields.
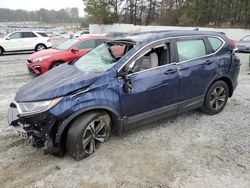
xmin=33 ymin=55 xmax=51 ymax=63
xmin=16 ymin=97 xmax=62 ymax=115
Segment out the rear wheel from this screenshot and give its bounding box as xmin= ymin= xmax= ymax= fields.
xmin=35 ymin=44 xmax=46 ymax=51
xmin=201 ymin=81 xmax=229 ymax=115
xmin=66 ymin=111 xmax=111 ymax=160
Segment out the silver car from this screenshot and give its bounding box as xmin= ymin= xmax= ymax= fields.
xmin=236 ymin=35 xmax=250 ymax=52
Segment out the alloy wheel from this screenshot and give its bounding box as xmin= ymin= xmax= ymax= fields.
xmin=82 ymin=118 xmax=107 ymax=154
xmin=37 ymin=45 xmax=45 ymax=51
xmin=209 ymin=86 xmax=226 ymax=110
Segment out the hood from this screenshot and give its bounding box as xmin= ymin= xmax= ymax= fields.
xmin=15 ymin=64 xmax=101 ymax=102
xmin=28 ymin=48 xmax=61 ymax=59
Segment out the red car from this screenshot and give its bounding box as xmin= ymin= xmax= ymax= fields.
xmin=27 ymin=36 xmax=111 ymax=75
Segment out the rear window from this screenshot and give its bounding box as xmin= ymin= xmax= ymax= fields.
xmin=176 ymin=39 xmax=206 ymax=62
xmin=37 ymin=32 xmax=48 ymax=37
xmin=208 ymin=37 xmax=223 ymax=52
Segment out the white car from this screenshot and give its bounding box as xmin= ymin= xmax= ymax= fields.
xmin=70 ymin=31 xmax=90 ymax=39
xmin=0 ymin=31 xmax=52 ymax=55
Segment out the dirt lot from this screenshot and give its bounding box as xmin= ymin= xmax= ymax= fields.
xmin=0 ymin=48 xmax=250 ymax=188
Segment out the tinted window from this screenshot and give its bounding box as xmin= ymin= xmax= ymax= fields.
xmin=76 ymin=40 xmax=95 ymax=49
xmin=22 ymin=32 xmax=37 ymax=38
xmin=96 ymin=39 xmax=107 ymax=47
xmin=176 ymin=39 xmax=206 ymax=62
xmin=9 ymin=32 xmax=21 ymax=39
xmin=37 ymin=32 xmax=48 ymax=37
xmin=208 ymin=37 xmax=223 ymax=52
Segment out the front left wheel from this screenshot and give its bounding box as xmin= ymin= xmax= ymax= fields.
xmin=66 ymin=111 xmax=111 ymax=160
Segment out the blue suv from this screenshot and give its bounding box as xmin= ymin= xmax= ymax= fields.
xmin=8 ymin=31 xmax=240 ymax=160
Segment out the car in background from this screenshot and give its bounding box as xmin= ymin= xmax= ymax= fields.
xmin=96 ymin=32 xmax=127 ymax=39
xmin=46 ymin=31 xmax=54 ymax=37
xmin=27 ymin=36 xmax=111 ymax=75
xmin=8 ymin=31 xmax=240 ymax=160
xmin=236 ymin=35 xmax=250 ymax=52
xmin=0 ymin=31 xmax=52 ymax=55
xmin=70 ymin=31 xmax=90 ymax=39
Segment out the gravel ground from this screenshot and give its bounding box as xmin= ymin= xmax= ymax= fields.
xmin=0 ymin=47 xmax=249 ymax=188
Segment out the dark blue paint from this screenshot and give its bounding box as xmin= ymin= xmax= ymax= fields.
xmin=13 ymin=30 xmax=240 ymax=130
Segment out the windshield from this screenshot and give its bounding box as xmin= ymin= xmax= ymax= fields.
xmin=74 ymin=43 xmax=116 ymax=73
xmin=56 ymin=39 xmax=78 ymax=50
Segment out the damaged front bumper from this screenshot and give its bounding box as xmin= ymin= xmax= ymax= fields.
xmin=8 ymin=102 xmax=61 ymax=154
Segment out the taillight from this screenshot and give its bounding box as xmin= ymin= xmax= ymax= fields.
xmin=47 ymin=38 xmax=51 ymax=42
xmin=226 ymin=36 xmax=237 ymax=49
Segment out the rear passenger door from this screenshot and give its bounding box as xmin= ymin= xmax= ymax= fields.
xmin=175 ymin=36 xmax=216 ymax=110
xmin=21 ymin=32 xmax=38 ymax=50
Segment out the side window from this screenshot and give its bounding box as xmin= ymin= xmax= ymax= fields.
xmin=9 ymin=32 xmax=21 ymax=39
xmin=176 ymin=39 xmax=206 ymax=62
xmin=96 ymin=39 xmax=107 ymax=47
xmin=21 ymin=32 xmax=37 ymax=38
xmin=208 ymin=37 xmax=223 ymax=52
xmin=76 ymin=40 xmax=95 ymax=49
xmin=125 ymin=42 xmax=171 ymax=74
xmin=37 ymin=32 xmax=48 ymax=37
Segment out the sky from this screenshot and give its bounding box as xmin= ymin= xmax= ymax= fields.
xmin=0 ymin=0 xmax=85 ymax=16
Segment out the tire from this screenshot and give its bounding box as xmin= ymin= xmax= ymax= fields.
xmin=35 ymin=44 xmax=46 ymax=51
xmin=0 ymin=47 xmax=3 ymax=55
xmin=50 ymin=61 xmax=63 ymax=69
xmin=201 ymin=80 xmax=229 ymax=115
xmin=66 ymin=111 xmax=111 ymax=160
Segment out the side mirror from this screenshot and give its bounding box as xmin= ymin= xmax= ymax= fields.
xmin=118 ymin=70 xmax=133 ymax=93
xmin=71 ymin=47 xmax=79 ymax=53
xmin=6 ymin=37 xmax=10 ymax=40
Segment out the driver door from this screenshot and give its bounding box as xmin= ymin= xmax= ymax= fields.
xmin=4 ymin=32 xmax=22 ymax=51
xmin=118 ymin=40 xmax=180 ymax=129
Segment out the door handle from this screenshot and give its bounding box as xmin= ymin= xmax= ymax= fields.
xmin=205 ymin=60 xmax=212 ymax=65
xmin=164 ymin=69 xmax=177 ymax=75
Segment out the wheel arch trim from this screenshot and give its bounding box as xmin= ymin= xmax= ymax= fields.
xmin=205 ymin=75 xmax=233 ymax=98
xmin=55 ymin=105 xmax=123 ymax=152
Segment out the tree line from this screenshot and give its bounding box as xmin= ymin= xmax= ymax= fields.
xmin=0 ymin=8 xmax=81 ymax=23
xmin=82 ymin=0 xmax=250 ymax=28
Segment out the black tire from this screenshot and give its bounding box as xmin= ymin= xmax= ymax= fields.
xmin=35 ymin=44 xmax=46 ymax=51
xmin=50 ymin=61 xmax=63 ymax=69
xmin=66 ymin=111 xmax=111 ymax=160
xmin=0 ymin=47 xmax=3 ymax=55
xmin=201 ymin=80 xmax=229 ymax=115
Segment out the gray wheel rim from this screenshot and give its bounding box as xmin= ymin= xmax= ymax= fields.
xmin=37 ymin=45 xmax=45 ymax=51
xmin=82 ymin=118 xmax=107 ymax=154
xmin=209 ymin=86 xmax=226 ymax=110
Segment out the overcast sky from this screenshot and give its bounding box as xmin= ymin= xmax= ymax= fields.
xmin=0 ymin=0 xmax=85 ymax=16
